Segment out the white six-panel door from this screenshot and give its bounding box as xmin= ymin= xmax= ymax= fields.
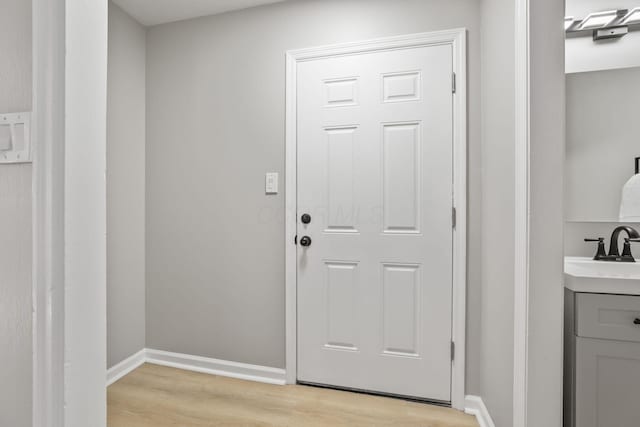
xmin=296 ymin=44 xmax=455 ymax=402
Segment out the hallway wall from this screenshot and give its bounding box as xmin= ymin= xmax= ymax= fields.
xmin=0 ymin=0 xmax=32 ymax=425
xmin=479 ymin=0 xmax=515 ymax=425
xmin=145 ymin=0 xmax=483 ymax=395
xmin=107 ymin=1 xmax=147 ymax=369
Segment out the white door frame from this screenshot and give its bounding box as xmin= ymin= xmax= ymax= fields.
xmin=513 ymin=1 xmax=565 ymax=426
xmin=32 ymin=0 xmax=109 ymax=426
xmin=285 ymin=29 xmax=468 ymax=410
xmin=32 ymin=0 xmax=65 ymax=425
xmin=513 ymin=0 xmax=531 ymax=424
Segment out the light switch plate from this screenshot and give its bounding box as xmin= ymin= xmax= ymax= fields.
xmin=265 ymin=172 xmax=279 ymax=194
xmin=0 ymin=112 xmax=31 ymax=164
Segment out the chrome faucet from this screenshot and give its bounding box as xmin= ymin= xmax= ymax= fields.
xmin=585 ymin=225 xmax=640 ymax=262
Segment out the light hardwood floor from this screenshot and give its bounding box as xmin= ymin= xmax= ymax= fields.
xmin=108 ymin=364 xmax=479 ymax=427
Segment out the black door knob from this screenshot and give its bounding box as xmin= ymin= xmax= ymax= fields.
xmin=634 ymin=318 xmax=640 ymax=325
xmin=299 ymin=236 xmax=312 ymax=247
xmin=301 ymin=214 xmax=311 ymax=224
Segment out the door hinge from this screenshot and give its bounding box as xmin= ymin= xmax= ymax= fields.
xmin=452 ymin=207 xmax=457 ymax=229
xmin=452 ymin=72 xmax=457 ymax=94
xmin=451 ymin=341 xmax=455 ymax=361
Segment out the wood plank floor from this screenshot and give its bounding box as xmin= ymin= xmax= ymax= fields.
xmin=108 ymin=364 xmax=478 ymax=427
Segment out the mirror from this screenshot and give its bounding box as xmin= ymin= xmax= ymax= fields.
xmin=565 ymin=66 xmax=640 ymax=222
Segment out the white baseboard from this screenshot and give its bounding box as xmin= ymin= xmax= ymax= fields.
xmin=107 ymin=349 xmax=146 ymax=386
xmin=465 ymin=395 xmax=496 ymax=427
xmin=145 ymin=348 xmax=287 ymax=385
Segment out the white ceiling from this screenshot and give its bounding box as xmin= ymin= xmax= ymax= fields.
xmin=112 ymin=0 xmax=288 ymax=26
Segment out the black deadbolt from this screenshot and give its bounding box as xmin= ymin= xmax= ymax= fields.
xmin=300 ymin=236 xmax=312 ymax=247
xmin=634 ymin=318 xmax=640 ymax=325
xmin=301 ymin=214 xmax=311 ymax=224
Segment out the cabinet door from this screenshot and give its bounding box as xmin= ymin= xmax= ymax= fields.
xmin=576 ymin=337 xmax=640 ymax=427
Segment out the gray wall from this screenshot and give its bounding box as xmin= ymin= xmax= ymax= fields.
xmin=0 ymin=0 xmax=32 ymax=426
xmin=107 ymin=2 xmax=147 ymax=368
xmin=527 ymin=0 xmax=565 ymax=425
xmin=478 ymin=0 xmax=515 ymax=425
xmin=146 ymin=0 xmax=483 ymax=393
xmin=566 ymin=67 xmax=640 ymax=222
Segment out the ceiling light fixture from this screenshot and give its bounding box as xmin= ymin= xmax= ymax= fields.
xmin=565 ymin=16 xmax=575 ymax=30
xmin=565 ymin=8 xmax=638 ymax=41
xmin=578 ymin=10 xmax=619 ymax=30
xmin=621 ymin=7 xmax=640 ymax=25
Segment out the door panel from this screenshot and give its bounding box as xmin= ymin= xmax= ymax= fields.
xmin=297 ymin=44 xmax=454 ymax=401
xmin=325 ymin=261 xmax=359 ymax=351
xmin=382 ymin=122 xmax=421 ymax=233
xmin=576 ymin=337 xmax=640 ymax=427
xmin=325 ymin=126 xmax=358 ymax=232
xmin=382 ymin=263 xmax=421 ymax=357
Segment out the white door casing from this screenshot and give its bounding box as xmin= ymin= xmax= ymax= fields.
xmin=285 ymin=30 xmax=467 ymax=408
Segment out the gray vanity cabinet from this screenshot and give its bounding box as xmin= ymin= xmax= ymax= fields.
xmin=565 ymin=291 xmax=640 ymax=427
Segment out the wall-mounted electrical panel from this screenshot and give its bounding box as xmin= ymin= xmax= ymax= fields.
xmin=0 ymin=112 xmax=31 ymax=164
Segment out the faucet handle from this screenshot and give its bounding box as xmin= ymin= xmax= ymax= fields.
xmin=621 ymin=238 xmax=640 ymax=261
xmin=585 ymin=238 xmax=607 ymax=260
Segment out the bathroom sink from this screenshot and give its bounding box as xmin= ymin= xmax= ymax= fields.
xmin=565 ymin=256 xmax=640 ymax=295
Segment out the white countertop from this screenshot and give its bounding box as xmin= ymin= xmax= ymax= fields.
xmin=565 ymin=256 xmax=640 ymax=295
